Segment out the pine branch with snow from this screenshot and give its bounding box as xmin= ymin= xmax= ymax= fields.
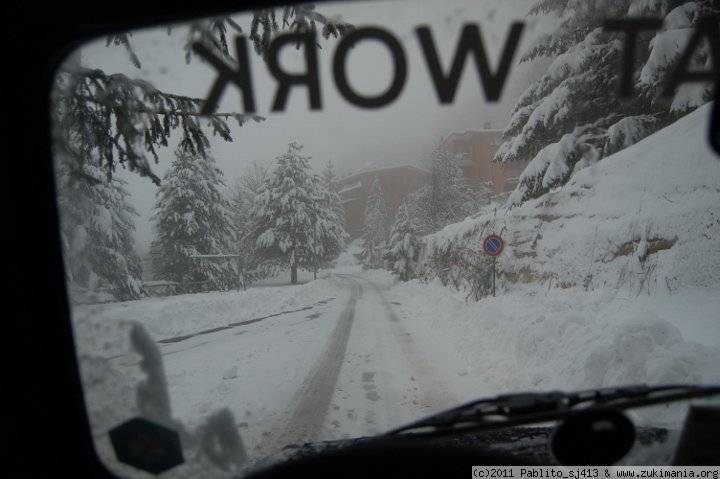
xmin=57 ymin=153 xmax=145 ymax=302
xmin=249 ymin=5 xmax=354 ymax=58
xmin=498 ymin=0 xmax=718 ymax=206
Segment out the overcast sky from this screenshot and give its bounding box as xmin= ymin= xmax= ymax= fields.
xmin=74 ymin=0 xmax=556 ymax=254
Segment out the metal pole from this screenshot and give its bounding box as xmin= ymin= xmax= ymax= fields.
xmin=492 ymin=256 xmax=496 ymax=297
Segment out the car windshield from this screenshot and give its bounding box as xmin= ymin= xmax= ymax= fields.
xmin=50 ymin=0 xmax=720 ymax=476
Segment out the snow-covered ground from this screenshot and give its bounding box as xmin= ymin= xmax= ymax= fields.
xmin=425 ymin=103 xmax=720 ymax=294
xmin=75 ymin=275 xmax=350 ymax=477
xmin=74 ymin=265 xmax=719 ymax=477
xmin=74 ymin=264 xmax=474 ymax=478
xmin=72 ymin=273 xmax=340 ymax=358
xmin=386 ymin=278 xmax=720 ymax=398
xmin=71 ymin=105 xmax=719 ymax=477
xmin=410 ymin=102 xmax=720 ymax=395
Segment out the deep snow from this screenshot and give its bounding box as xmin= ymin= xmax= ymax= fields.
xmin=69 ymin=106 xmax=720 ymax=477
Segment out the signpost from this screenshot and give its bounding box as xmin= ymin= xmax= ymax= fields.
xmin=482 ymin=234 xmax=504 ymax=297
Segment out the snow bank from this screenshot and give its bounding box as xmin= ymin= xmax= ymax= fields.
xmin=388 ymin=280 xmax=720 ymax=397
xmin=72 ymin=277 xmax=344 ymax=358
xmin=397 ymin=103 xmax=720 ymax=395
xmin=425 ymin=103 xmax=720 ymax=295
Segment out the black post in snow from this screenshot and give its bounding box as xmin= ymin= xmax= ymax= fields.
xmin=492 ymin=256 xmax=496 ymax=297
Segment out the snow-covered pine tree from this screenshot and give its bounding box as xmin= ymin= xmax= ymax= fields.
xmin=229 ymin=162 xmax=270 ymax=287
xmin=322 ymin=160 xmax=340 ymax=193
xmin=52 ymin=8 xmax=352 ymax=298
xmin=151 ymin=148 xmax=237 ymax=292
xmin=497 ymin=0 xmax=719 ymax=206
xmin=57 ymin=156 xmax=145 ymax=302
xmin=253 ymin=142 xmax=318 ymax=284
xmin=360 ymin=178 xmax=388 ymax=268
xmin=315 ymin=160 xmax=348 ymax=271
xmin=409 ymin=144 xmax=482 ymax=235
xmin=384 ymin=200 xmax=420 ymax=281
xmin=306 ymin=173 xmax=349 ymax=277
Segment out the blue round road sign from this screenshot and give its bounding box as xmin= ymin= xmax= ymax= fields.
xmin=483 ymin=234 xmax=504 ymax=256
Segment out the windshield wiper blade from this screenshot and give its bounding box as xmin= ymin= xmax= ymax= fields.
xmin=386 ymin=384 xmax=720 ymax=437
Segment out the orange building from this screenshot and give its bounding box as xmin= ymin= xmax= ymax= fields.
xmin=441 ymin=124 xmax=530 ymax=194
xmin=338 ymin=125 xmax=530 ymax=238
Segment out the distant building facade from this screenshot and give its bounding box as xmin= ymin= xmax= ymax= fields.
xmin=338 ymin=124 xmax=531 ymax=239
xmin=338 ymin=165 xmax=428 ymax=238
xmin=441 ymin=123 xmax=530 ymax=194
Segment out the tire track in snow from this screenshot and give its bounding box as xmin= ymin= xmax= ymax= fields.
xmin=156 ymin=305 xmax=316 ymax=344
xmin=348 ymin=274 xmax=459 ymax=412
xmin=259 ymin=276 xmax=361 ymax=454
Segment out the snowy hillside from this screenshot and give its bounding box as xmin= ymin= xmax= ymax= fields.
xmin=425 ymin=103 xmax=720 ymax=294
xmin=392 ymin=103 xmax=720 ymax=396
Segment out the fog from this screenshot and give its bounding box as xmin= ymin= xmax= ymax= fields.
xmin=76 ymin=0 xmax=556 ymax=253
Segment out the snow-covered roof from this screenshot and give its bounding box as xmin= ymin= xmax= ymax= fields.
xmin=338 ymin=181 xmax=362 ymax=195
xmin=442 ymin=129 xmax=503 ymax=144
xmin=338 ymin=164 xmax=429 ymax=183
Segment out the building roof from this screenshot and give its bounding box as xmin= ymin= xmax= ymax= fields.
xmin=338 ymin=163 xmax=429 ymax=185
xmin=442 ymin=129 xmax=504 ymax=144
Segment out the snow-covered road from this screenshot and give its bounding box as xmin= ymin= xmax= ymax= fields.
xmin=169 ymin=274 xmax=458 ymax=459
xmin=323 ymin=274 xmax=459 ymax=439
xmin=84 ymin=271 xmax=463 ymax=470
xmin=75 ymin=266 xmax=720 ymax=478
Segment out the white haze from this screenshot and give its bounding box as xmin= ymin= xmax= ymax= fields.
xmin=77 ymin=0 xmax=558 ymax=253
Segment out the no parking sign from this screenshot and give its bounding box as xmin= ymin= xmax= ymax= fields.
xmin=483 ymin=234 xmax=504 ymax=257
xmin=483 ymin=234 xmax=504 ymax=296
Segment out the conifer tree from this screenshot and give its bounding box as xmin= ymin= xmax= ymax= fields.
xmin=306 ymin=173 xmax=348 ymax=277
xmin=51 ymin=7 xmax=352 ymax=297
xmin=409 ymin=144 xmax=484 ymax=235
xmin=151 ymin=149 xmax=237 ymax=292
xmin=384 ymin=200 xmax=420 ymax=281
xmin=57 ymin=156 xmax=145 ymax=301
xmin=228 ymin=162 xmax=270 ymax=287
xmin=497 ymin=0 xmax=719 ymax=206
xmin=316 ymin=159 xmax=348 ymax=270
xmin=360 ymin=178 xmax=388 ymax=268
xmin=322 ymin=160 xmax=340 ymax=193
xmin=253 ymin=142 xmax=331 ymax=284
